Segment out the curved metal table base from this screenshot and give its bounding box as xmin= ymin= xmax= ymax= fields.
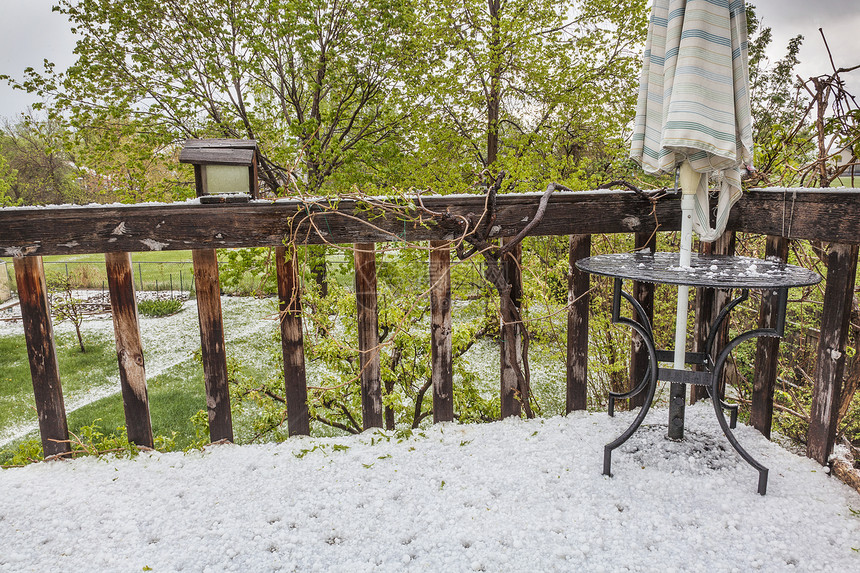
xmin=602 ymin=284 xmax=780 ymax=496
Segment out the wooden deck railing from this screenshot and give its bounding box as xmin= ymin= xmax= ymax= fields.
xmin=2 ymin=189 xmax=858 ymax=466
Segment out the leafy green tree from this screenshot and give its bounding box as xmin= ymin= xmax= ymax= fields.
xmin=0 ymin=113 xmax=82 ymax=205
xmin=399 ymin=0 xmax=648 ymax=193
xmin=745 ymin=5 xmax=810 ymax=186
xmin=67 ymin=116 xmax=195 ymax=203
xmin=0 ymin=153 xmax=19 ymax=207
xmin=7 ymin=0 xmax=434 ymax=197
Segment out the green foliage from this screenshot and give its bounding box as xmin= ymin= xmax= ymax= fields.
xmin=746 ymin=5 xmax=811 ymax=186
xmin=9 ymin=0 xmax=438 ymax=197
xmin=0 ymin=420 xmax=138 ymax=467
xmin=137 ymin=298 xmax=183 ymax=317
xmin=395 ymin=0 xmax=649 ymax=193
xmin=3 ymin=0 xmax=650 ymax=200
xmin=189 ymin=409 xmax=213 ymax=449
xmin=0 ymin=153 xmax=20 ymax=207
xmin=0 ymin=439 xmax=43 ymax=467
xmin=0 ymin=415 xmax=227 ymax=467
xmin=0 ymin=113 xmax=83 ymax=205
xmin=218 ymin=247 xmax=277 ymax=296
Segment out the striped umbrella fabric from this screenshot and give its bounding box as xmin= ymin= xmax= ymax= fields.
xmin=630 ymin=0 xmax=753 ymax=242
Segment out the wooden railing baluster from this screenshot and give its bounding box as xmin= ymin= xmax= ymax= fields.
xmin=630 ymin=232 xmax=656 ymax=409
xmin=750 ymin=236 xmax=790 ymax=438
xmin=354 ymin=243 xmax=383 ymax=430
xmin=13 ymin=255 xmax=70 ymax=457
xmin=191 ymin=248 xmax=233 ymax=443
xmin=691 ymin=232 xmax=736 ymax=403
xmin=275 ymin=246 xmax=309 ymax=436
xmin=429 ymin=241 xmax=454 ymax=423
xmin=567 ymin=234 xmax=590 ymax=412
xmin=105 ymin=251 xmax=153 ymax=448
xmin=807 ymin=242 xmax=859 ymax=464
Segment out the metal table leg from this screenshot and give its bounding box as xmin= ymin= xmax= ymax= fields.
xmin=704 ymin=289 xmax=787 ymax=495
xmin=603 ymin=284 xmax=788 ymax=495
xmin=603 ymin=279 xmax=659 ymax=476
xmin=607 ymin=280 xmax=656 ymax=416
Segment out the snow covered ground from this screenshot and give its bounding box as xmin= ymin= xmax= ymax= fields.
xmin=0 ymin=295 xmax=280 ymax=446
xmin=1 ymin=403 xmax=858 ymax=572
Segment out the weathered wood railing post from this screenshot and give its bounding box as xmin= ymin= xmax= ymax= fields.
xmin=629 ymin=232 xmax=656 ymax=409
xmin=354 ymin=243 xmax=383 ymax=429
xmin=500 ymin=237 xmax=523 ymax=418
xmin=692 ymin=246 xmax=716 ymax=403
xmin=13 ymin=255 xmax=70 ymax=458
xmin=807 ymin=242 xmax=859 ymax=464
xmin=691 ymin=231 xmax=736 ymax=403
xmin=191 ymin=248 xmax=233 ymax=443
xmin=275 ymin=246 xmax=309 ymax=436
xmin=567 ymin=234 xmax=590 ymax=412
xmin=104 ymin=251 xmax=153 ymax=448
xmin=429 ymin=241 xmax=454 ymax=423
xmin=750 ymin=236 xmax=790 ymax=438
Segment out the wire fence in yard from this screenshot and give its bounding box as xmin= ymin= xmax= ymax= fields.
xmin=2 ymin=260 xmax=196 ymax=298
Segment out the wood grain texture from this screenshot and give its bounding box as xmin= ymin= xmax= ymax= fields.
xmin=13 ymin=256 xmax=70 ymax=457
xmin=191 ymin=249 xmax=233 ymax=443
xmin=105 ymin=251 xmax=153 ymax=448
xmin=276 ymin=246 xmax=309 ymax=436
xmin=567 ymin=234 xmax=590 ymax=412
xmin=690 ymin=232 xmax=736 ymax=403
xmin=354 ymin=243 xmax=383 ymax=430
xmin=807 ymin=243 xmax=859 ymax=464
xmin=429 ymin=241 xmax=454 ymax=423
xmin=750 ymin=236 xmax=790 ymax=438
xmin=178 ymin=147 xmax=255 ymax=166
xmin=832 ymin=457 xmax=860 ymax=495
xmin=3 ymin=190 xmax=860 ymax=258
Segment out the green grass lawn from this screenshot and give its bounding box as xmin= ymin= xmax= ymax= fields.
xmin=2 ymin=251 xmax=195 ymax=293
xmin=0 ymin=296 xmax=286 ymax=462
xmin=63 ymin=360 xmax=209 ymax=450
xmin=0 ymin=332 xmax=119 ymax=433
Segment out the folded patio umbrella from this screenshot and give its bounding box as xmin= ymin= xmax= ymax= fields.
xmin=631 ymin=0 xmax=752 ymax=240
xmin=629 ymin=0 xmax=753 ymax=418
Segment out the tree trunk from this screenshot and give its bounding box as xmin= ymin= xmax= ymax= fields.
xmin=500 ymin=237 xmax=523 ymax=418
xmin=74 ymin=322 xmax=85 ymax=353
xmin=486 ymin=0 xmax=501 ymax=168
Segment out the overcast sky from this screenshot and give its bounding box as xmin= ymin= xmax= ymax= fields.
xmin=1 ymin=0 xmax=859 ymax=120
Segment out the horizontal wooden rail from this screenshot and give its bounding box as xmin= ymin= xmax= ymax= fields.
xmin=3 ymin=189 xmax=860 ymax=256
xmin=2 ymin=188 xmax=858 ymax=473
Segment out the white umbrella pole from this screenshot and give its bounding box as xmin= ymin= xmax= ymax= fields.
xmin=669 ymin=161 xmax=700 ymax=439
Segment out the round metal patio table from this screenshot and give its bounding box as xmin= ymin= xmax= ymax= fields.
xmin=576 ymin=251 xmax=821 ymax=495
